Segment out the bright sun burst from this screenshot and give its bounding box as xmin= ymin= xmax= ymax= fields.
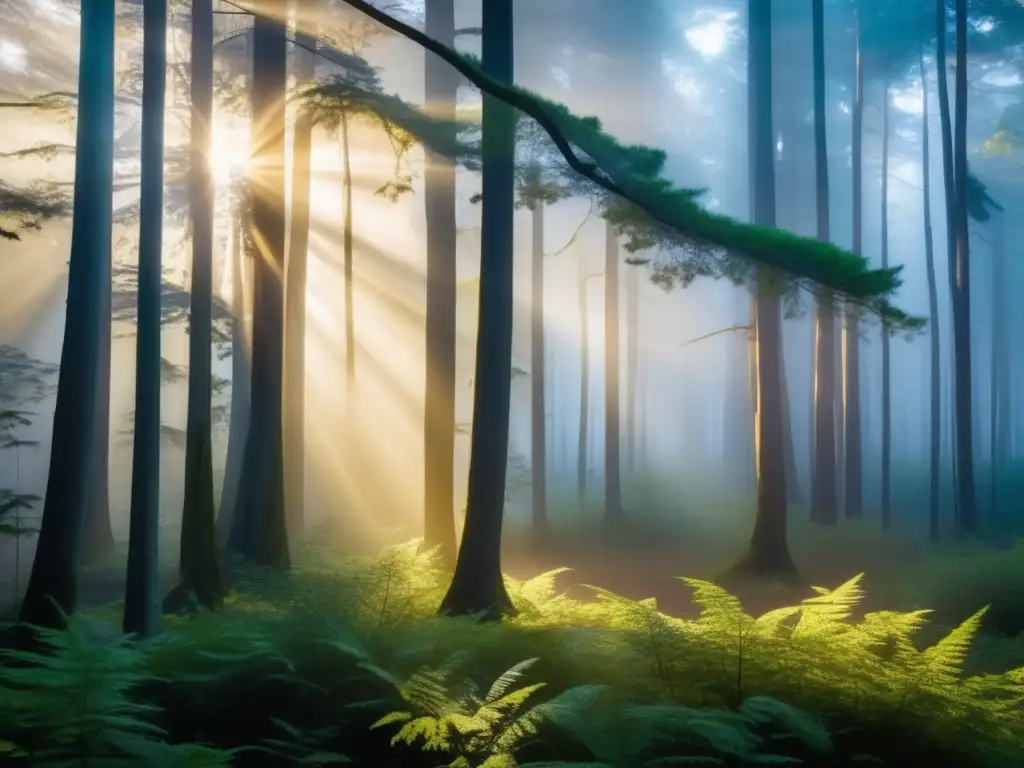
xmin=210 ymin=121 xmax=250 ymax=183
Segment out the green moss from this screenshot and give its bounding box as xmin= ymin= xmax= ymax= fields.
xmin=296 ymin=8 xmax=924 ymax=332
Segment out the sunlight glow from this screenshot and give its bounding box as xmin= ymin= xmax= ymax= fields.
xmin=0 ymin=40 xmax=27 ymax=72
xmin=684 ymin=12 xmax=737 ymax=59
xmin=892 ymin=85 xmax=924 ymax=116
xmin=210 ymin=121 xmax=250 ymax=183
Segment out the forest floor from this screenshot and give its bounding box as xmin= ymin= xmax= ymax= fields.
xmin=0 ymin=515 xmax=1022 ymax=767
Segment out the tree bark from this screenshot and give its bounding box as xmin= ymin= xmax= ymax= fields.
xmin=227 ymin=13 xmax=290 ymax=569
xmin=810 ymin=0 xmax=837 ymax=527
xmin=216 ymin=205 xmax=250 ymax=543
xmin=603 ymin=220 xmax=623 ymax=525
xmin=438 ymin=0 xmax=516 ymax=618
xmin=626 ymin=259 xmax=638 ymax=477
xmin=844 ymin=6 xmax=864 ymax=520
xmin=341 ymin=109 xmax=356 ymax=388
xmin=168 ymin=0 xmax=222 ymax=611
xmin=920 ymin=42 xmax=942 ymax=542
xmin=284 ymin=27 xmax=316 ymax=543
xmin=20 ymin=0 xmax=115 ymax=629
xmin=577 ymin=250 xmax=590 ymax=505
xmin=124 ymin=0 xmax=167 ymax=638
xmin=734 ymin=0 xmax=796 ymax=578
xmin=951 ymin=0 xmax=977 ymax=535
xmin=423 ymin=0 xmax=458 ymax=566
xmin=880 ymin=78 xmax=892 ymax=531
xmin=530 ymin=204 xmax=548 ymax=539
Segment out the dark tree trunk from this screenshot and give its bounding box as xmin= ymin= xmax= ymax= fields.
xmin=990 ymin=212 xmax=1006 ymax=517
xmin=438 ymin=0 xmax=515 ymax=618
xmin=809 ymin=0 xmax=837 ymax=527
xmin=20 ymin=0 xmax=115 ymax=629
xmin=844 ymin=7 xmax=864 ymax=520
xmin=880 ymin=78 xmax=892 ymax=531
xmin=530 ymin=204 xmax=548 ymax=539
xmin=341 ymin=109 xmax=356 ymax=388
xmin=423 ymin=0 xmax=458 ymax=566
xmin=227 ymin=13 xmax=289 ymax=569
xmin=83 ymin=324 xmax=115 ymax=564
xmin=935 ymin=0 xmax=960 ymax=523
xmin=734 ymin=0 xmax=796 ymax=579
xmin=951 ymin=0 xmax=977 ymax=535
xmin=603 ymin=220 xmax=623 ymax=525
xmin=284 ymin=28 xmax=315 ymax=543
xmin=577 ymin=253 xmax=590 ymax=505
xmin=217 ymin=206 xmax=250 ymax=543
xmin=167 ymin=0 xmax=222 ymax=612
xmin=123 ymin=0 xmax=167 ymax=638
xmin=920 ymin=43 xmax=942 ymax=542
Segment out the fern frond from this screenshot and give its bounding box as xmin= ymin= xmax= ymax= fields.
xmin=921 ymin=607 xmax=988 ymax=682
xmin=484 ymin=658 xmax=541 ymax=704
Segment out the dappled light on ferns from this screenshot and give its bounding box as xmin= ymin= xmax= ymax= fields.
xmin=0 ymin=544 xmax=1021 ymax=765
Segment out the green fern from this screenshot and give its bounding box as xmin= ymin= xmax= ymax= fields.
xmin=0 ymin=614 xmax=235 ymax=765
xmin=372 ymin=658 xmax=551 ymax=767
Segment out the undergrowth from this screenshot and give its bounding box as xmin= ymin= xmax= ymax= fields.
xmin=0 ymin=537 xmax=1021 ymax=766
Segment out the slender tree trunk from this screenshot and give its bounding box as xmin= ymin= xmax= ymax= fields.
xmin=626 ymin=260 xmax=638 ymax=477
xmin=83 ymin=327 xmax=115 ymax=563
xmin=20 ymin=0 xmax=115 ymax=630
xmin=228 ymin=13 xmax=289 ymax=569
xmin=844 ymin=7 xmax=864 ymax=520
xmin=880 ymin=78 xmax=892 ymax=531
xmin=438 ymin=0 xmax=516 ymax=618
xmin=284 ymin=28 xmax=315 ymax=543
xmin=810 ymin=0 xmax=837 ymax=527
xmin=123 ymin=0 xmax=167 ymax=638
xmin=736 ymin=0 xmax=796 ymax=578
xmin=604 ymin=220 xmax=623 ymax=525
xmin=920 ymin=42 xmax=942 ymax=542
xmin=530 ymin=205 xmax=548 ymax=539
xmin=423 ymin=0 xmax=458 ymax=566
xmin=935 ymin=0 xmax=960 ymax=523
xmin=167 ymin=0 xmax=222 ymax=612
xmin=951 ymin=0 xmax=976 ymax=535
xmin=577 ymin=251 xmax=589 ymax=505
xmin=990 ymin=212 xmax=1005 ymax=517
xmin=341 ymin=109 xmax=356 ymax=388
xmin=217 ymin=206 xmax=249 ymax=543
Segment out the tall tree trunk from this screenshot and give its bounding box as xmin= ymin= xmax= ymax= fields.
xmin=951 ymin=0 xmax=977 ymax=535
xmin=20 ymin=0 xmax=115 ymax=629
xmin=577 ymin=251 xmax=590 ymax=505
xmin=935 ymin=0 xmax=959 ymax=523
xmin=438 ymin=0 xmax=515 ymax=618
xmin=217 ymin=206 xmax=249 ymax=543
xmin=83 ymin=327 xmax=115 ymax=563
xmin=167 ymin=0 xmax=222 ymax=611
xmin=123 ymin=0 xmax=167 ymax=638
xmin=810 ymin=0 xmax=837 ymax=527
xmin=626 ymin=260 xmax=638 ymax=477
xmin=604 ymin=220 xmax=623 ymax=525
xmin=920 ymin=42 xmax=942 ymax=542
xmin=736 ymin=0 xmax=796 ymax=578
xmin=341 ymin=109 xmax=356 ymax=388
xmin=228 ymin=13 xmax=290 ymax=568
xmin=990 ymin=211 xmax=1005 ymax=517
xmin=844 ymin=6 xmax=864 ymax=520
xmin=880 ymin=78 xmax=892 ymax=531
xmin=423 ymin=0 xmax=458 ymax=566
xmin=530 ymin=205 xmax=548 ymax=539
xmin=284 ymin=27 xmax=315 ymax=543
